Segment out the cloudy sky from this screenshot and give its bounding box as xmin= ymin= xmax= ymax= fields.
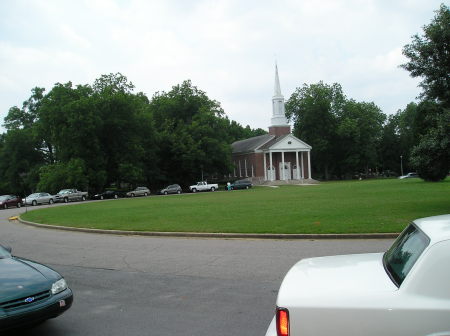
xmin=0 ymin=0 xmax=443 ymax=132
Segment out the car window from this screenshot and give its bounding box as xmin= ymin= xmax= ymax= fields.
xmin=383 ymin=224 xmax=430 ymax=287
xmin=0 ymin=246 xmax=11 ymax=258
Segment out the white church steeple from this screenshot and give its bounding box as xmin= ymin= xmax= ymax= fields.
xmin=270 ymin=63 xmax=289 ymax=127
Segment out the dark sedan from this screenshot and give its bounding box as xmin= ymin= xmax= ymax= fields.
xmin=0 ymin=195 xmax=22 ymax=209
xmin=0 ymin=245 xmax=73 ymax=332
xmin=230 ymin=180 xmax=252 ymax=190
xmin=158 ymin=184 xmax=182 ymax=195
xmin=91 ymin=190 xmax=124 ymax=200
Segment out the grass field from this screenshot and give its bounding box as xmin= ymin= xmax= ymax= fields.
xmin=20 ymin=178 xmax=450 ymax=234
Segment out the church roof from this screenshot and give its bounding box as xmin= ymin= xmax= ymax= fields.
xmin=232 ymin=133 xmax=311 ymax=154
xmin=231 ymin=134 xmax=274 ymax=154
xmin=258 ymin=134 xmax=290 ymax=150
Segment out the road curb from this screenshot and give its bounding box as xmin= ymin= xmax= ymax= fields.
xmin=18 ymin=218 xmax=399 ymax=240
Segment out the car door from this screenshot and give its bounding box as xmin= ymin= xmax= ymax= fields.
xmin=7 ymin=195 xmax=17 ymax=207
xmin=40 ymin=193 xmax=50 ymax=204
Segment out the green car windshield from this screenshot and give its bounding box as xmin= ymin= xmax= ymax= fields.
xmin=0 ymin=246 xmax=11 ymax=258
xmin=383 ymin=223 xmax=430 ymax=287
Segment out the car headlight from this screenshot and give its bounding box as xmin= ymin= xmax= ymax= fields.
xmin=51 ymin=278 xmax=68 ymax=294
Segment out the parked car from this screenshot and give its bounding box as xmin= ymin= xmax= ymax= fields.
xmin=0 ymin=245 xmax=73 ymax=332
xmin=54 ymin=189 xmax=88 ymax=203
xmin=91 ymin=190 xmax=124 ymax=200
xmin=265 ymin=214 xmax=450 ymax=336
xmin=126 ymin=187 xmax=150 ymax=197
xmin=189 ymin=181 xmax=219 ymax=193
xmin=399 ymin=172 xmax=419 ymax=179
xmin=0 ymin=195 xmax=22 ymax=209
xmin=230 ymin=179 xmax=252 ymax=190
xmin=158 ymin=184 xmax=182 ymax=195
xmin=23 ymin=193 xmax=54 ymax=206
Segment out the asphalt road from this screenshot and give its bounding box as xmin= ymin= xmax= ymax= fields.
xmin=0 ymin=204 xmax=393 ymax=336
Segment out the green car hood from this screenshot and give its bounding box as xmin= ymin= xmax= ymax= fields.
xmin=0 ymin=258 xmax=54 ymax=302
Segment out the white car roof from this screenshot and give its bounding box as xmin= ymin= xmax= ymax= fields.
xmin=413 ymin=214 xmax=450 ymax=243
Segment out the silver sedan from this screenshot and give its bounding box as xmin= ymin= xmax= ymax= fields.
xmin=23 ymin=192 xmax=54 ymax=206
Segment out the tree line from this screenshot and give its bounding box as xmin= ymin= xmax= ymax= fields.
xmin=0 ymin=76 xmax=265 ymax=195
xmin=0 ymin=4 xmax=448 ymax=195
xmin=286 ymin=4 xmax=449 ymax=182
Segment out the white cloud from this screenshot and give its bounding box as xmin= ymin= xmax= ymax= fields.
xmin=0 ymin=0 xmax=444 ymax=131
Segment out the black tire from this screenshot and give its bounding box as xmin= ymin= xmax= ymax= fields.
xmin=211 ymin=187 xmax=215 ymax=192
xmin=64 ymin=198 xmax=69 ymax=203
xmin=49 ymin=199 xmax=54 ymax=205
xmin=192 ymin=188 xmax=197 ymax=193
xmin=32 ymin=200 xmax=37 ymax=206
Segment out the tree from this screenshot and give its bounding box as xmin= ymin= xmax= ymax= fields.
xmin=149 ymin=80 xmax=233 ymax=186
xmin=401 ymin=4 xmax=450 ymax=181
xmin=37 ymin=159 xmax=88 ymax=194
xmin=286 ymin=82 xmax=345 ymax=179
xmin=401 ymin=4 xmax=450 ymax=107
xmin=379 ymin=114 xmax=401 ymax=175
xmin=0 ymin=129 xmax=44 ymax=195
xmin=409 ymin=101 xmax=450 ymax=181
xmin=3 ymin=87 xmax=45 ymax=130
xmin=336 ymin=100 xmax=385 ymax=177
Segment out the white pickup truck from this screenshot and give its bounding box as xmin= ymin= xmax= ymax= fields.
xmin=189 ymin=181 xmax=218 ymax=193
xmin=54 ymin=189 xmax=88 ymax=203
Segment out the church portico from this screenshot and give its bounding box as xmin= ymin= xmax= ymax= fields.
xmin=263 ymin=149 xmax=311 ymax=181
xmin=231 ymin=64 xmax=314 ymax=184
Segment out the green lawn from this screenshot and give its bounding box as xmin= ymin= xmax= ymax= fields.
xmin=20 ymin=178 xmax=450 ymax=234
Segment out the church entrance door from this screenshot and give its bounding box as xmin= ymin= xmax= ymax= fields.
xmin=279 ymin=162 xmax=291 ymax=180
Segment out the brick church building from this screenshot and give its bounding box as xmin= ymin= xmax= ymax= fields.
xmin=231 ymin=65 xmax=312 ymax=183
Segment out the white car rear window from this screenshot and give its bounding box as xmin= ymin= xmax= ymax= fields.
xmin=383 ymin=224 xmax=430 ymax=287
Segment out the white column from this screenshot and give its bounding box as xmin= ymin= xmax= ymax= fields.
xmin=251 ymin=164 xmax=254 ymax=177
xmin=296 ymin=151 xmax=300 ymax=180
xmin=269 ymin=151 xmax=274 ymax=181
xmin=281 ymin=151 xmax=285 ymax=180
xmin=263 ymin=153 xmax=267 ymax=180
xmin=239 ymin=160 xmax=242 ymax=177
xmin=307 ymin=151 xmax=311 ymax=179
xmin=300 ymin=153 xmax=304 ymax=179
xmin=244 ymin=159 xmax=248 ymax=177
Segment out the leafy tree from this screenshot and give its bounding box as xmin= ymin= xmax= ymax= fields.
xmin=401 ymin=4 xmax=450 ymax=107
xmin=37 ymin=158 xmax=88 ymax=194
xmin=336 ymin=100 xmax=385 ymax=177
xmin=0 ymin=129 xmax=44 ymax=195
xmin=3 ymin=87 xmax=45 ymax=130
xmin=150 ymin=80 xmax=232 ymax=186
xmin=93 ymin=72 xmax=135 ymax=95
xmin=409 ymin=101 xmax=450 ymax=181
xmin=379 ymin=114 xmax=401 ymax=175
xmin=286 ymin=82 xmax=345 ymax=179
xmin=401 ymin=4 xmax=450 ymax=181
